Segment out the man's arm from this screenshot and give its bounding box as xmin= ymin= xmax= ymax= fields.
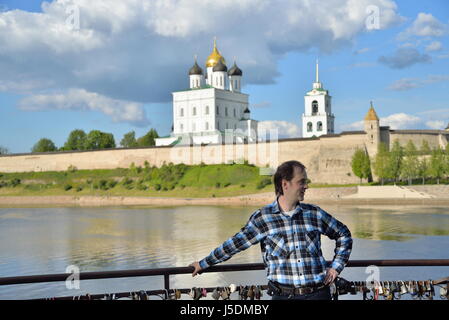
xmin=318 ymin=208 xmax=353 ymax=275
xmin=190 ymin=210 xmax=266 ymax=277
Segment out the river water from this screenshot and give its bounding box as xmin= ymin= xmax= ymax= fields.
xmin=0 ymin=204 xmax=448 ymax=300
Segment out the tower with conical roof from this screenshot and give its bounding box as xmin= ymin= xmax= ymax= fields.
xmin=302 ymin=60 xmax=334 ymax=138
xmin=364 ymin=101 xmax=380 ymax=156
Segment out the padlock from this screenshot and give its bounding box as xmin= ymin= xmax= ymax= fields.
xmin=248 ymin=286 xmax=255 ymax=300
xmin=212 ymin=287 xmax=221 ymax=300
xmin=221 ymin=287 xmax=230 ymax=300
xmin=189 ymin=287 xmax=196 ymax=299
xmin=254 ymin=286 xmax=261 ymax=300
xmin=202 ymin=287 xmax=208 ymax=298
xmin=440 ymin=285 xmax=448 ymax=299
xmin=400 ymin=281 xmax=408 ymax=295
xmin=229 ymin=283 xmax=237 ymax=294
xmin=175 ymin=289 xmax=181 ymax=300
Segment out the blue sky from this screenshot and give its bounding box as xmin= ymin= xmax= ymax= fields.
xmin=0 ymin=0 xmax=449 ymax=153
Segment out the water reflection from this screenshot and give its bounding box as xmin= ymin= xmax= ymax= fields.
xmin=0 ymin=205 xmax=448 ymax=299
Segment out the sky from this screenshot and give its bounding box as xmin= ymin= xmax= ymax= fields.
xmin=0 ymin=0 xmax=448 ymax=154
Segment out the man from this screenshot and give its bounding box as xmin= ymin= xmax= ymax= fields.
xmin=190 ymin=160 xmax=353 ymax=300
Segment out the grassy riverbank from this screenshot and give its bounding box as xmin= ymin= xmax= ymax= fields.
xmin=0 ymin=163 xmax=278 ymax=198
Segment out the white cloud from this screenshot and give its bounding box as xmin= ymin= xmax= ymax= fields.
xmin=388 ymin=74 xmax=449 ymax=91
xmin=0 ymin=0 xmax=402 ymax=103
xmin=398 ymin=13 xmax=448 ymax=40
xmin=17 ymin=88 xmax=150 ymax=126
xmin=342 ymin=113 xmax=422 ymax=131
xmin=425 ymin=120 xmax=445 ymax=130
xmin=425 ymin=41 xmax=443 ymax=52
xmin=257 ymin=121 xmax=302 ymax=139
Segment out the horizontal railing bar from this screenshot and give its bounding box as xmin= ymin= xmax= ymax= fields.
xmin=1 ymin=259 xmax=448 ymax=286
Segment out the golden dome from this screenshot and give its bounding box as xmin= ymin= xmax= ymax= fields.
xmin=364 ymin=102 xmax=379 ymax=121
xmin=206 ymin=39 xmax=226 ymax=68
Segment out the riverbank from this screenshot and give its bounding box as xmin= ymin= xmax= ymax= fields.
xmin=1 ymin=185 xmax=449 ymax=207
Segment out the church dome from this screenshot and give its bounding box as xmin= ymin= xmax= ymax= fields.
xmin=189 ymin=60 xmax=203 ymax=75
xmin=213 ymin=59 xmax=227 ymax=72
xmin=206 ymin=39 xmax=226 ymax=68
xmin=243 ymin=107 xmax=250 ymax=113
xmin=228 ymin=62 xmax=242 ymax=76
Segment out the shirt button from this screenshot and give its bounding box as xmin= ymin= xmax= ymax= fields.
xmin=298 ymin=259 xmax=301 ymax=262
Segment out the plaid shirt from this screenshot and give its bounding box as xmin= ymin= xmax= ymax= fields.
xmin=199 ymin=199 xmax=353 ymax=287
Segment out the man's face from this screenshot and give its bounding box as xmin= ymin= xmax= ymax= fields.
xmin=282 ymin=167 xmax=309 ymax=202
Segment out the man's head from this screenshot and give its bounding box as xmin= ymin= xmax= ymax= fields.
xmin=274 ymin=160 xmax=309 ymax=201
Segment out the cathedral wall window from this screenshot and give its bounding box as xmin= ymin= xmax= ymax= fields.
xmin=193 ymin=107 xmax=197 ymax=116
xmin=216 ymin=105 xmax=219 ymax=115
xmin=205 ymin=106 xmax=209 ymax=115
xmin=307 ymin=122 xmax=313 ymax=132
xmin=233 ymin=108 xmax=236 ymax=117
xmin=225 ymin=107 xmax=228 ymax=117
xmin=206 ymin=122 xmax=209 ymax=130
xmin=180 ymin=108 xmax=184 ymax=117
xmin=317 ymin=121 xmax=323 ymax=131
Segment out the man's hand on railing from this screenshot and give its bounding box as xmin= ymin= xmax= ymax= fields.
xmin=189 ymin=261 xmax=203 ymax=277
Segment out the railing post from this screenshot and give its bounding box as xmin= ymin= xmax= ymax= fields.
xmin=164 ymin=274 xmax=170 ymax=294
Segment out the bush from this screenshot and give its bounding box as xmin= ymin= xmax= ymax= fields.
xmin=215 ymin=182 xmax=221 ymax=188
xmin=64 ymin=184 xmax=73 ymax=191
xmin=256 ymin=177 xmax=272 ymax=190
xmin=240 ymin=184 xmax=246 ymax=188
xmin=10 ymin=178 xmax=21 ymax=187
xmin=223 ymin=182 xmax=231 ymax=188
xmin=99 ymin=179 xmax=109 ymax=190
xmin=154 ymin=183 xmax=161 ymax=191
xmin=76 ymin=186 xmax=83 ymax=192
xmin=108 ymin=180 xmax=117 ymax=189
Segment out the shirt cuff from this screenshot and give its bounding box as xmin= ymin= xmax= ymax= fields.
xmin=199 ymin=258 xmax=210 ymax=270
xmin=330 ymin=261 xmax=344 ymax=274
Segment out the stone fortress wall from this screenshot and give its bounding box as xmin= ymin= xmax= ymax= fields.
xmin=0 ymin=126 xmax=447 ymax=184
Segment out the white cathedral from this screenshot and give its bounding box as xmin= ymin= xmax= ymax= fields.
xmin=155 ymin=40 xmax=258 ymax=146
xmin=155 ymin=42 xmax=334 ymax=147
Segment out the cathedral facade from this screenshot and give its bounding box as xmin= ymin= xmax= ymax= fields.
xmin=155 ymin=40 xmax=258 ymax=146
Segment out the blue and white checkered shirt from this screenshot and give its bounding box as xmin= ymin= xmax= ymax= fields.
xmin=199 ymin=199 xmax=353 ymax=287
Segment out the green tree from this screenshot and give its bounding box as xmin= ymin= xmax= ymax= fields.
xmin=400 ymin=140 xmax=419 ymax=185
xmin=420 ymin=140 xmax=431 ymax=155
xmin=417 ymin=157 xmax=429 ymax=185
xmin=84 ymin=130 xmax=116 ymax=150
xmin=373 ymin=142 xmax=389 ymax=185
xmin=351 ymin=148 xmax=371 ymax=184
xmin=120 ymin=131 xmax=138 ymax=148
xmin=387 ymin=140 xmax=403 ymax=184
xmin=63 ymin=129 xmax=87 ymax=151
xmin=428 ymin=148 xmax=445 ymax=184
xmin=137 ymin=129 xmax=159 ymax=147
xmin=31 ymin=138 xmax=57 ymax=153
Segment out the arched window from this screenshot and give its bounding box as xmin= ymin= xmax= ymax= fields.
xmin=220 ymin=76 xmax=223 ymax=86
xmin=180 ymin=108 xmax=184 ymax=117
xmin=193 ymin=107 xmax=197 ymax=116
xmin=225 ymin=107 xmax=228 ymax=117
xmin=317 ymin=121 xmax=323 ymax=131
xmin=233 ymin=108 xmax=236 ymax=117
xmin=216 ymin=105 xmax=219 ymax=115
xmin=307 ymin=122 xmax=313 ymax=132
xmin=312 ymin=101 xmax=318 ymax=115
xmin=205 ymin=106 xmax=209 ymax=115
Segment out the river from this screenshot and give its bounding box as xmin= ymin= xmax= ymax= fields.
xmin=0 ymin=204 xmax=448 ymax=300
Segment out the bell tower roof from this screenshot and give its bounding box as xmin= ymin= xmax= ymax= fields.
xmin=364 ymin=102 xmax=379 ymax=121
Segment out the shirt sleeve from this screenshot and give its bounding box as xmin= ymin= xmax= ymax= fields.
xmin=199 ymin=210 xmax=266 ymax=269
xmin=317 ymin=208 xmax=353 ymax=274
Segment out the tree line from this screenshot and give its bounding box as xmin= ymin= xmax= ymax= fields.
xmin=29 ymin=129 xmax=159 ymax=153
xmin=351 ymin=140 xmax=449 ymax=185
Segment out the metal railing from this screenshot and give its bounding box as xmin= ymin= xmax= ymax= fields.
xmin=1 ymin=259 xmax=448 ymax=299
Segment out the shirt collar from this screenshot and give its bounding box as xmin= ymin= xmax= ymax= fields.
xmin=272 ymin=197 xmax=301 ymax=214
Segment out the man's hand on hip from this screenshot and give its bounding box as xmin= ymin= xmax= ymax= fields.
xmin=324 ymin=268 xmax=338 ymax=285
xmin=189 ymin=261 xmax=203 ymax=277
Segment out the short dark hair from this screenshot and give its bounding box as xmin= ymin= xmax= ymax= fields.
xmin=273 ymin=160 xmax=306 ymax=196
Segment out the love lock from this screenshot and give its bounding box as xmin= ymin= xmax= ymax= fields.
xmin=211 ymin=287 xmax=221 ymax=300
xmin=248 ymin=285 xmax=255 ymax=300
xmin=383 ymin=281 xmax=390 ymax=297
xmin=253 ymin=286 xmax=262 ymax=300
xmin=175 ymin=289 xmax=182 ymax=300
xmin=221 ymin=287 xmax=230 ymax=300
xmin=201 ymin=288 xmax=208 ymax=298
xmin=239 ymin=285 xmax=249 ymax=300
xmin=439 ymin=284 xmax=448 ymax=299
xmin=229 ymin=283 xmax=237 ymax=294
xmin=400 ymin=281 xmax=408 ymax=295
